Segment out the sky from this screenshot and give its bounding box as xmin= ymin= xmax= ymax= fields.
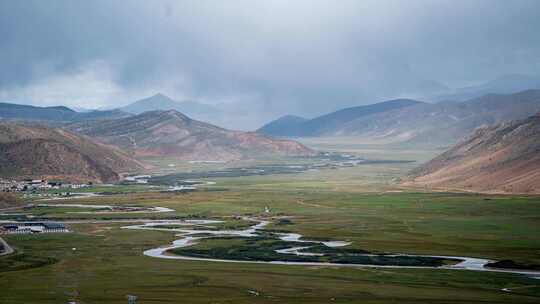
xmin=1 ymin=0 xmax=539 ymax=128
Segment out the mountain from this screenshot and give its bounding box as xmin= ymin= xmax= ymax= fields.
xmin=405 ymin=114 xmax=540 ymax=194
xmin=0 ymin=102 xmax=132 ymax=122
xmin=340 ymin=89 xmax=540 ymax=145
xmin=257 ymin=115 xmax=308 ymax=137
xmin=258 ymin=90 xmax=540 ymax=146
xmin=0 ymin=123 xmax=143 ymax=183
xmin=435 ymin=74 xmax=540 ymax=102
xmin=120 ymin=93 xmax=219 ymax=116
xmin=68 ymin=110 xmax=315 ymax=161
xmin=0 ymin=102 xmax=75 ymax=121
xmin=258 ymin=99 xmax=424 ymax=137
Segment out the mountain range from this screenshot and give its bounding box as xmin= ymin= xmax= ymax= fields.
xmin=405 ymin=113 xmax=540 ymax=194
xmin=0 ymin=123 xmax=143 ymax=182
xmin=2 ymin=87 xmax=540 ymax=185
xmin=68 ymin=110 xmax=315 ymax=161
xmin=258 ymin=99 xmax=423 ymax=137
xmin=259 ymin=90 xmax=540 ymax=146
xmin=0 ymin=102 xmax=131 ymax=122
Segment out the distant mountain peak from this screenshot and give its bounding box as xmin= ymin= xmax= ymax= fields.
xmin=148 ymin=93 xmax=173 ymax=100
xmin=120 ymin=94 xmax=219 ymax=117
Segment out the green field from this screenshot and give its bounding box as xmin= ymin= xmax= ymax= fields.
xmin=1 ymin=146 xmax=539 ymax=303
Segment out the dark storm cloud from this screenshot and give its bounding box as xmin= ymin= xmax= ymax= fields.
xmin=1 ymin=0 xmax=539 ymax=120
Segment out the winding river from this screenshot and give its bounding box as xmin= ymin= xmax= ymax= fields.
xmin=122 ymin=218 xmax=540 ymax=279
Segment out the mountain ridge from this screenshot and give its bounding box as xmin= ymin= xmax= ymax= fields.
xmin=68 ymin=109 xmax=315 ymax=161
xmin=258 ymin=99 xmax=424 ymax=137
xmin=258 ymin=90 xmax=540 ymax=146
xmin=0 ymin=102 xmax=131 ymax=122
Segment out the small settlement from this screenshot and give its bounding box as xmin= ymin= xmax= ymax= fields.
xmin=1 ymin=222 xmax=69 ymax=234
xmin=0 ymin=179 xmax=91 ymax=192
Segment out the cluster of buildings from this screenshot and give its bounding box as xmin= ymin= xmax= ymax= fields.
xmin=124 ymin=175 xmax=151 ymax=184
xmin=0 ymin=179 xmax=91 ymax=192
xmin=1 ymin=222 xmax=69 ymax=234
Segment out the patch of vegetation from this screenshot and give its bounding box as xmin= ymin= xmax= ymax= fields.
xmin=20 ymin=205 xmax=102 ymax=216
xmin=486 ymin=260 xmax=540 ymax=271
xmin=297 ymin=244 xmax=370 ymax=255
xmin=0 ymin=253 xmax=58 ymax=273
xmin=200 ymin=187 xmax=230 ymax=192
xmin=148 ymin=159 xmax=412 ymax=186
xmin=187 ymin=233 xmax=216 ymax=237
xmin=259 ymin=228 xmax=292 ymax=234
xmin=0 ymin=213 xmax=29 ymax=221
xmin=275 ymin=218 xmax=293 ymax=225
xmin=0 ymin=191 xmax=22 ymax=208
xmin=151 ymin=224 xmax=187 ymax=229
xmin=170 ymin=236 xmax=458 ymax=267
xmin=171 ymin=236 xmax=319 ymax=262
xmin=203 ymin=219 xmax=257 ymax=230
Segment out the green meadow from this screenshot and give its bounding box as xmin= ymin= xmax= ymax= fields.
xmin=1 ymin=147 xmax=539 ymax=303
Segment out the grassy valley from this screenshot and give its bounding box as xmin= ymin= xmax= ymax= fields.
xmin=1 ymin=142 xmax=539 ymax=303
xmin=2 ymin=3 xmax=540 ymax=303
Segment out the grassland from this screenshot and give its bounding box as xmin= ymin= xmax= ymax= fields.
xmin=1 ymin=218 xmax=539 ymax=303
xmin=1 ymin=144 xmax=539 ymax=303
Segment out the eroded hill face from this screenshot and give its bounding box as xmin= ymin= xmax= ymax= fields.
xmin=0 ymin=123 xmax=143 ymax=183
xmin=68 ymin=110 xmax=315 ymax=161
xmin=405 ymin=114 xmax=540 ymax=194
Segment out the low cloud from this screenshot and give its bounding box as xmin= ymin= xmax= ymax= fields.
xmin=1 ymin=0 xmax=539 ymax=125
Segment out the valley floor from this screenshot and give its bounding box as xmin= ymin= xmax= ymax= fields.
xmin=1 ymin=145 xmax=539 ymax=303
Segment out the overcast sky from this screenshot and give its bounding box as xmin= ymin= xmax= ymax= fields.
xmin=1 ymin=0 xmax=539 ymax=121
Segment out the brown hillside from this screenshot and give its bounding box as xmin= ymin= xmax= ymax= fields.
xmin=68 ymin=110 xmax=315 ymax=161
xmin=405 ymin=114 xmax=540 ymax=194
xmin=0 ymin=123 xmax=143 ymax=183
